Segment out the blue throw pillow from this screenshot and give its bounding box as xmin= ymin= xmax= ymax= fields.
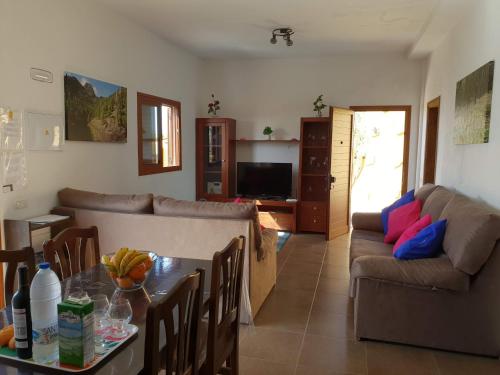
xmin=394 ymin=219 xmax=447 ymax=260
xmin=381 ymin=190 xmax=415 ymax=235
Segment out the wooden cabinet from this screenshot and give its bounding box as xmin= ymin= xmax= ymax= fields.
xmin=298 ymin=117 xmax=331 ymax=234
xmin=196 ymin=118 xmax=236 ymax=200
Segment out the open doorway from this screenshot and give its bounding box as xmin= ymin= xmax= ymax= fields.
xmin=349 ymin=106 xmax=411 ymax=213
xmin=423 ymin=97 xmax=440 ymax=184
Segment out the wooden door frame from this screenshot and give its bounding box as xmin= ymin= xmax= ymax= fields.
xmin=350 ymin=105 xmax=411 ymax=195
xmin=423 ymin=97 xmax=440 ymax=184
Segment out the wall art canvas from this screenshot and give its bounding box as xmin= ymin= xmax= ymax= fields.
xmin=454 ymin=61 xmax=494 ymax=145
xmin=64 ymin=72 xmax=127 ymax=143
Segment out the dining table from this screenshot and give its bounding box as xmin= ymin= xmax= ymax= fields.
xmin=0 ymin=255 xmax=212 ymax=375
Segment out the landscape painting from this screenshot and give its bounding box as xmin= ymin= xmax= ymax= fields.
xmin=454 ymin=61 xmax=494 ymax=145
xmin=64 ymin=72 xmax=127 ymax=143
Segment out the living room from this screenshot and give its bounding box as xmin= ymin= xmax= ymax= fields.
xmin=1 ymin=0 xmax=500 ymax=374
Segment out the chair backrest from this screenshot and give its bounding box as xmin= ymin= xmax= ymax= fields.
xmin=142 ymin=268 xmax=205 ymax=375
xmin=205 ymin=236 xmax=245 ymax=374
xmin=43 ymin=226 xmax=100 ymax=280
xmin=0 ymin=247 xmax=36 ymax=305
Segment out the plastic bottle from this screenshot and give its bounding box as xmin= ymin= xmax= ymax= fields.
xmin=30 ymin=262 xmax=61 ymax=364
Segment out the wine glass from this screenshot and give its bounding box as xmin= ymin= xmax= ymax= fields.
xmin=91 ymin=294 xmax=110 ymax=347
xmin=107 ymin=297 xmax=132 ymax=339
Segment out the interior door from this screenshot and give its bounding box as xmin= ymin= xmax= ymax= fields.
xmin=327 ymin=107 xmax=354 ymax=240
xmin=423 ymin=97 xmax=440 ymax=184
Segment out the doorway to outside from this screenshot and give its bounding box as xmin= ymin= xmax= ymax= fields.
xmin=349 ymin=106 xmax=411 ymax=213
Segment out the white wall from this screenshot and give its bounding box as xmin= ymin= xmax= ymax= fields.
xmin=0 ymin=0 xmax=200 ymax=219
xmin=418 ymin=0 xmax=500 ymax=207
xmin=199 ymin=54 xmax=424 ymax=197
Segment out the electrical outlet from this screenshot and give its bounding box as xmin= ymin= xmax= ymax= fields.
xmin=15 ymin=200 xmax=27 ymax=209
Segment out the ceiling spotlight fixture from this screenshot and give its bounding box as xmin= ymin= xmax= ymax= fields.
xmin=270 ymin=28 xmax=294 ymax=47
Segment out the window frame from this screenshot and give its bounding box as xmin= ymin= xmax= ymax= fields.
xmin=137 ymin=92 xmax=182 ymax=176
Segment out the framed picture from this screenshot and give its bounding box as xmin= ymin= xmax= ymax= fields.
xmin=64 ymin=72 xmax=127 ymax=143
xmin=454 ymin=61 xmax=495 ymax=145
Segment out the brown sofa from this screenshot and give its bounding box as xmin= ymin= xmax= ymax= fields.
xmin=349 ymin=184 xmax=500 ymax=356
xmin=54 ymin=188 xmax=278 ymax=322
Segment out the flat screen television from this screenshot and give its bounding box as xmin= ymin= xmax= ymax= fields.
xmin=237 ymin=162 xmax=292 ymax=199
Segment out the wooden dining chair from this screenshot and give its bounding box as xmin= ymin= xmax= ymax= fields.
xmin=142 ymin=268 xmax=205 ymax=375
xmin=200 ymin=236 xmax=246 ymax=375
xmin=0 ymin=247 xmax=36 ymax=305
xmin=43 ymin=226 xmax=100 ymax=280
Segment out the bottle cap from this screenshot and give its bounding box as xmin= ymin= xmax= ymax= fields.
xmin=38 ymin=262 xmax=50 ymax=269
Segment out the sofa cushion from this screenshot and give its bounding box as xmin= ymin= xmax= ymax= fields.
xmin=421 ymin=186 xmax=454 ymax=221
xmin=394 ymin=219 xmax=447 ymax=260
xmin=384 ymin=200 xmax=422 ymax=244
xmin=439 ymin=194 xmax=500 ymax=275
xmin=381 ymin=190 xmax=415 ymax=235
xmin=350 ymin=255 xmax=469 ymax=292
xmin=58 ymin=188 xmax=153 ymax=214
xmin=351 ymin=229 xmax=385 ymax=243
xmin=154 ymin=196 xmax=263 ymax=252
xmin=350 ymin=238 xmax=393 ymax=267
xmin=393 ymin=214 xmax=432 ymax=253
xmin=415 ymin=184 xmax=439 ymax=203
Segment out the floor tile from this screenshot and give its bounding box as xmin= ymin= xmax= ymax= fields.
xmin=296 ymin=364 xmax=352 ymax=375
xmin=240 ymin=328 xmax=303 ymax=364
xmin=254 ymin=301 xmax=310 ymax=333
xmin=281 ymin=259 xmax=323 ymax=276
xmin=306 ymin=308 xmax=354 ymax=340
xmin=262 ymin=288 xmax=315 ymax=310
xmin=276 ymin=271 xmax=319 ymax=292
xmin=365 ymin=341 xmax=439 ymax=375
xmin=287 ymin=249 xmax=325 ymax=264
xmin=316 ymin=276 xmax=350 ymax=295
xmin=240 ymin=356 xmax=296 ymax=375
xmin=299 ymin=335 xmax=366 ymax=374
xmin=312 ymin=290 xmax=354 ymax=316
xmin=320 ymin=264 xmax=350 ymax=280
xmin=433 ymin=351 xmax=500 ymax=375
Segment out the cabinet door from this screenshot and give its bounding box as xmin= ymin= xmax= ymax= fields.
xmin=199 ymin=122 xmax=227 ymax=198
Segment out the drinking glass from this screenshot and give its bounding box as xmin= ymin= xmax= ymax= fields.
xmin=107 ymin=298 xmax=132 ymax=339
xmin=91 ymin=294 xmax=110 ymax=346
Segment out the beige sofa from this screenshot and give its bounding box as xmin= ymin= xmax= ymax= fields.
xmin=349 ymin=184 xmax=500 ymax=356
xmin=53 ymin=188 xmax=278 ymax=322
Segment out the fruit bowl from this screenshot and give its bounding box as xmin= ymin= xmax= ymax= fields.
xmin=101 ymin=249 xmax=156 ymax=291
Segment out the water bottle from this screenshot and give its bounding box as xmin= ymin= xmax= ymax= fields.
xmin=30 ymin=262 xmax=61 ymax=364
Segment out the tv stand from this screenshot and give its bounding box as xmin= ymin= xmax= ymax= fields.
xmin=210 ymin=197 xmax=297 ymax=233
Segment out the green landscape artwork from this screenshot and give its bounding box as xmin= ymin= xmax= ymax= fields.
xmin=64 ymin=72 xmax=127 ymax=143
xmin=454 ymin=61 xmax=494 ymax=145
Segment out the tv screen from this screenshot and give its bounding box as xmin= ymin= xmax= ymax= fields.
xmin=237 ymin=162 xmax=292 ymax=199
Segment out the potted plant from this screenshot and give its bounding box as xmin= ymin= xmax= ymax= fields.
xmin=263 ymin=126 xmax=273 ymax=140
xmin=208 ymin=94 xmax=220 ymax=116
xmin=313 ymin=95 xmax=327 ymax=117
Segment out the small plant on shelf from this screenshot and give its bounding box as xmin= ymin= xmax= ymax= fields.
xmin=313 ymin=94 xmax=327 ymax=117
xmin=208 ymin=94 xmax=220 ymax=116
xmin=263 ymin=126 xmax=273 ymax=140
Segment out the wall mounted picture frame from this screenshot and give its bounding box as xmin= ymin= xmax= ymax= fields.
xmin=64 ymin=72 xmax=127 ymax=143
xmin=454 ymin=61 xmax=495 ymax=145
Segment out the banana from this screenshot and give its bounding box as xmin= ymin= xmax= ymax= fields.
xmin=123 ymin=254 xmax=149 ymax=275
xmin=104 ymin=264 xmax=118 ymax=275
xmin=113 ymin=248 xmax=129 ymax=270
xmin=119 ymin=250 xmax=139 ymax=276
xmin=101 ymin=255 xmax=112 ymax=265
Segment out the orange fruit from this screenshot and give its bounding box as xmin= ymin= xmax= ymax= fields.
xmin=116 ymin=277 xmax=134 ymax=289
xmin=0 ymin=325 xmax=14 ymax=346
xmin=143 ymin=257 xmax=153 ymax=270
xmin=128 ymin=263 xmax=146 ymax=283
xmin=8 ymin=336 xmax=15 ymax=350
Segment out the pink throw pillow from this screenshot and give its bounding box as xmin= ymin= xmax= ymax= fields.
xmin=384 ymin=200 xmax=422 ymax=244
xmin=393 ymin=214 xmax=432 ymax=253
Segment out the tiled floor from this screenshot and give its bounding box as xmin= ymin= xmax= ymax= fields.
xmin=239 ymin=234 xmax=500 ymax=375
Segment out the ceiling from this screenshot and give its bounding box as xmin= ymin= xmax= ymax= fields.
xmin=93 ymin=0 xmax=468 ymax=59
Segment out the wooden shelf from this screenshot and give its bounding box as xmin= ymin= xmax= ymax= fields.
xmin=234 ymin=139 xmax=300 ymax=144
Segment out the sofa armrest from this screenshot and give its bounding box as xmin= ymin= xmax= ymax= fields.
xmin=351 ymin=212 xmax=383 ymax=232
xmin=350 ymin=255 xmax=469 ymax=293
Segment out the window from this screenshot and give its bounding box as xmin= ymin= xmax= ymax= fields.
xmin=137 ymin=92 xmax=181 ymax=175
